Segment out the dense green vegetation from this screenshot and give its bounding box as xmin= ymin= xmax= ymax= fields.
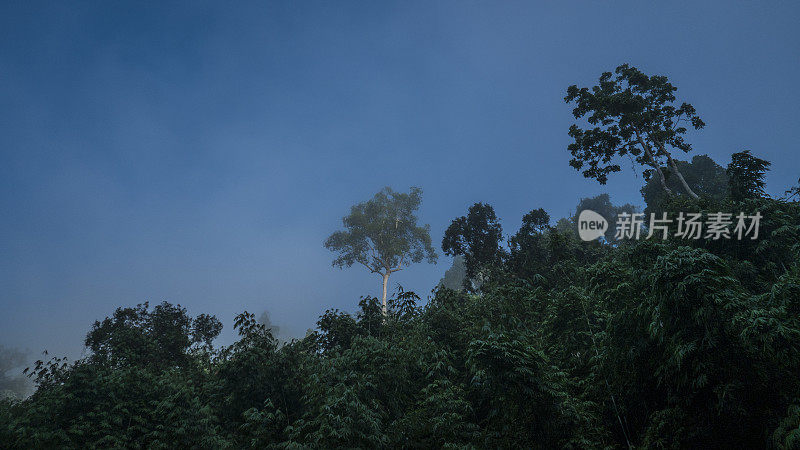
xmin=2 ymin=66 xmax=799 ymax=448
xmin=2 ymin=160 xmax=798 ymax=448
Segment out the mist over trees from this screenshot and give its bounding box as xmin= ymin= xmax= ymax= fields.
xmin=569 ymin=194 xmax=638 ymax=242
xmin=0 ymin=346 xmax=30 ymax=400
xmin=640 ymin=154 xmax=729 ymax=216
xmin=2 ymin=65 xmax=800 ymax=448
xmin=325 ymin=187 xmax=437 ymax=315
xmin=437 ymin=254 xmax=466 ymax=291
xmin=257 ymin=311 xmax=293 ymax=344
xmin=257 ymin=311 xmax=280 ymax=336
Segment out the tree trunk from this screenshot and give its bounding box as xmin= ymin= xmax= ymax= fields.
xmin=649 ymin=139 xmax=700 ymax=199
xmin=652 ymin=161 xmax=673 ymax=196
xmin=381 ymin=272 xmax=389 ymax=316
xmin=667 ymin=154 xmax=699 ymax=199
xmin=636 ymin=133 xmax=673 ymax=196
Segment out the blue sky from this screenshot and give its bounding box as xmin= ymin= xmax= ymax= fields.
xmin=2 ymin=1 xmax=798 ymax=359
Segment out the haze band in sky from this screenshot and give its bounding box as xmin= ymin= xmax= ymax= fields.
xmin=577 ymin=210 xmax=762 ymax=241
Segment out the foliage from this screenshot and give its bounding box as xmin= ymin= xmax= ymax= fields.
xmin=3 ymin=69 xmax=800 ymax=448
xmin=727 ymin=150 xmax=772 ymax=201
xmin=784 ymin=178 xmax=800 ymax=202
xmin=565 ymin=64 xmax=704 ymax=198
xmin=3 ymin=191 xmax=800 ymax=448
xmin=325 ymin=186 xmax=437 ymax=313
xmin=442 ymin=202 xmax=505 ymax=289
xmin=325 ymin=186 xmax=437 ymax=273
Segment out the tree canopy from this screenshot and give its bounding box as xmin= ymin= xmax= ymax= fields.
xmin=3 ymin=153 xmax=800 ymax=448
xmin=727 ymin=150 xmax=772 ymax=201
xmin=441 ymin=202 xmax=505 ymax=289
xmin=565 ymin=64 xmax=705 ymax=198
xmin=3 ymin=67 xmax=800 ymax=449
xmin=325 ymin=186 xmax=437 ymax=314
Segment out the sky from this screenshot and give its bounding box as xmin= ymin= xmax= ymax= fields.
xmin=1 ymin=1 xmax=798 ymax=362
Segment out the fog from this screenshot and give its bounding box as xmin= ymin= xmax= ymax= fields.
xmin=2 ymin=1 xmax=798 ymax=368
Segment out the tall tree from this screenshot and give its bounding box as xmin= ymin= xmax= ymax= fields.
xmin=442 ymin=202 xmax=505 ymax=289
xmin=727 ymin=150 xmax=771 ymax=201
xmin=565 ymin=64 xmax=705 ymax=198
xmin=507 ymin=208 xmax=551 ymax=278
xmin=507 ymin=208 xmax=551 ymax=259
xmin=325 ymin=187 xmax=437 ymax=315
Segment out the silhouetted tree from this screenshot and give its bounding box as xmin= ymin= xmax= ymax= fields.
xmin=442 ymin=203 xmax=505 ymax=289
xmin=565 ymin=64 xmax=705 ymax=198
xmin=507 ymin=208 xmax=551 ymax=277
xmin=727 ymin=150 xmax=771 ymax=201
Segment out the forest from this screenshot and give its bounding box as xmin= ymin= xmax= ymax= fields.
xmin=2 ymin=65 xmax=800 ymax=449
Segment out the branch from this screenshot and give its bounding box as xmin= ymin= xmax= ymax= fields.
xmin=357 ymin=260 xmax=381 ymax=276
xmin=635 ymin=131 xmax=673 ymax=196
xmin=364 ymin=239 xmax=383 ymax=270
xmin=653 ymin=140 xmax=699 ymax=199
xmin=389 ymin=254 xmax=406 ymax=273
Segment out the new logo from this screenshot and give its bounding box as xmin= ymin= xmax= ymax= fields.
xmin=578 ymin=209 xmax=608 ymax=241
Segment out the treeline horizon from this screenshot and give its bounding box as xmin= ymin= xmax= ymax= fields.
xmin=2 ymin=65 xmax=800 ymax=448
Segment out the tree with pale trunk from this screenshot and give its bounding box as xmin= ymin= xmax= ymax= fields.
xmin=325 ymin=187 xmax=437 ymax=315
xmin=565 ymin=64 xmax=704 ymax=199
xmin=640 ymin=154 xmax=728 ymax=216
